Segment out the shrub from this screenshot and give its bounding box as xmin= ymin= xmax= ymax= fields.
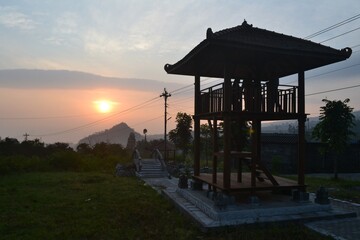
xmin=48 ymin=151 xmax=83 ymax=171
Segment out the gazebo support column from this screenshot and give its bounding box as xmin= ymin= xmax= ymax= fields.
xmin=212 ymin=119 xmax=218 ymax=185
xmin=194 ymin=75 xmax=201 ymax=177
xmin=222 ymin=70 xmax=232 ymax=190
xmin=298 ymin=71 xmax=305 ymax=188
xmin=251 ymin=119 xmax=261 ymax=189
xmin=223 ymin=116 xmax=231 ymax=189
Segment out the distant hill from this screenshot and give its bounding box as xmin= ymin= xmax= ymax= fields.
xmin=262 ymin=110 xmax=360 ymax=140
xmin=78 ymin=122 xmax=142 ymax=147
xmin=78 ymin=122 xmax=164 ymax=147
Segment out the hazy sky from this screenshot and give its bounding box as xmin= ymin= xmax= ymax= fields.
xmin=0 ymin=1 xmax=360 ymax=144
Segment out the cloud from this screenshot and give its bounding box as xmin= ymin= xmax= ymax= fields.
xmin=0 ymin=6 xmax=37 ymax=30
xmin=55 ymin=12 xmax=78 ymax=35
xmin=44 ymin=12 xmax=81 ymax=47
xmin=84 ymin=30 xmax=122 ymax=55
xmin=0 ymin=69 xmax=185 ymax=92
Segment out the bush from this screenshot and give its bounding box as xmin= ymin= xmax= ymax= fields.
xmin=0 ymin=141 xmax=132 ymax=174
xmin=48 ymin=151 xmax=83 ymax=171
xmin=0 ymin=155 xmax=48 ymax=174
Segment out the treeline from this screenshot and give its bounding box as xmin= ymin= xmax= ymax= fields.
xmin=0 ymin=138 xmax=131 ymax=174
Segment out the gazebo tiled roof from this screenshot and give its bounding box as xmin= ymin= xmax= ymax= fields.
xmin=164 ymin=21 xmax=352 ymax=80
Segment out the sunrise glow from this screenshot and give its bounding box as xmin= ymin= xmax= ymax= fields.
xmin=94 ymin=100 xmax=116 ymax=113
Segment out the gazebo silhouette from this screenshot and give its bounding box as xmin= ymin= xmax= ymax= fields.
xmin=165 ymin=21 xmax=352 ymax=195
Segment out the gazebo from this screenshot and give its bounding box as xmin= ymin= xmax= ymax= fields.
xmin=164 ymin=21 xmax=352 ymax=195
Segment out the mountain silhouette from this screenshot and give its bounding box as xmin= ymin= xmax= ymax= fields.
xmin=78 ymin=122 xmax=143 ymax=147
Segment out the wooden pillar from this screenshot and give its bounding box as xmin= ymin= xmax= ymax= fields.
xmin=298 ymin=71 xmax=305 ymax=187
xmin=251 ymin=119 xmax=261 ymax=188
xmin=212 ymin=119 xmax=218 ymax=184
xmin=223 ymin=68 xmax=232 ymax=190
xmin=194 ymin=75 xmax=201 ymax=176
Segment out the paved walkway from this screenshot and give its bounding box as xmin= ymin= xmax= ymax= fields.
xmin=143 ymin=177 xmax=360 ymax=239
xmin=307 ymin=173 xmax=360 ymax=181
xmin=306 ymin=197 xmax=360 ymax=240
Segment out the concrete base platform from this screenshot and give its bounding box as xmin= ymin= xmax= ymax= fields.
xmin=143 ymin=177 xmax=357 ymax=230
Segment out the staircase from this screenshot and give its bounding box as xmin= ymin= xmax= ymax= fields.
xmin=137 ymin=159 xmax=167 ymax=178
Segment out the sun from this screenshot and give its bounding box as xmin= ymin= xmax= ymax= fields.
xmin=94 ymin=100 xmax=114 ymax=113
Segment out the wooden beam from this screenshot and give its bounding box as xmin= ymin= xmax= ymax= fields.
xmin=251 ymin=120 xmax=260 ymax=189
xmin=194 ymin=75 xmax=201 ymax=176
xmin=212 ymin=118 xmax=218 ymax=184
xmin=298 ymin=71 xmax=305 ymax=187
xmin=223 ymin=67 xmax=232 ymax=189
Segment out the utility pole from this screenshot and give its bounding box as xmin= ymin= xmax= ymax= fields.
xmin=23 ymin=133 xmax=29 ymax=141
xmin=160 ymin=88 xmax=171 ymax=161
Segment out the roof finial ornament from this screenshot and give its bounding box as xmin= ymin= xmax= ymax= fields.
xmin=206 ymin=27 xmax=213 ymax=39
xmin=242 ymin=19 xmax=252 ymax=28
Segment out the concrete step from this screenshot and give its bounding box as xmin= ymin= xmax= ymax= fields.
xmin=137 ymin=172 xmax=167 ymax=178
xmin=136 ymin=158 xmax=167 ymax=178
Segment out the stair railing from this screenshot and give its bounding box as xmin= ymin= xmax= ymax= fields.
xmin=152 ymin=148 xmax=166 ymax=171
xmin=132 ymin=148 xmax=142 ymax=172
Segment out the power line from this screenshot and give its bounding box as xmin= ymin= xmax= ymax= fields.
xmin=170 ymin=77 xmax=213 ymax=96
xmin=306 ymin=63 xmax=360 ymax=80
xmin=283 ymin=63 xmax=360 ymax=84
xmin=306 ymin=84 xmax=360 ymax=97
xmin=25 ymin=81 xmax=199 ymax=138
xmin=31 ymin=96 xmax=161 ymax=137
xmin=304 ymin=13 xmax=360 ymax=39
xmin=320 ymin=26 xmax=360 ymax=44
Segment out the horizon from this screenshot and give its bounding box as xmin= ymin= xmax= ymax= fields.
xmin=0 ymin=1 xmax=360 ymax=144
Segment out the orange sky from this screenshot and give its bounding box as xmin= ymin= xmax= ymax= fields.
xmin=0 ymin=87 xmax=191 ymax=143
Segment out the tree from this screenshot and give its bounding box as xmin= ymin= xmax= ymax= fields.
xmin=143 ymin=128 xmax=148 ymax=142
xmin=169 ymin=112 xmax=193 ymax=159
xmin=76 ymin=143 xmax=92 ymax=154
xmin=126 ymin=132 xmax=136 ymax=151
xmin=312 ymin=98 xmax=355 ymax=179
xmin=200 ymin=123 xmax=212 ymax=166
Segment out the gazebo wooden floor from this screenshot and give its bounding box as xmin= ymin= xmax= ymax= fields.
xmin=193 ymin=172 xmax=305 ymax=192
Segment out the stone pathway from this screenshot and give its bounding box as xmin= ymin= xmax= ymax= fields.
xmin=306 ymin=197 xmax=360 ymax=240
xmin=143 ymin=177 xmax=359 ymax=239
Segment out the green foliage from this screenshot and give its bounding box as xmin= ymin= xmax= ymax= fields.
xmin=49 ymin=151 xmax=83 ymax=171
xmin=0 ymin=139 xmax=130 ymax=174
xmin=0 ymin=172 xmax=199 ymax=239
xmin=217 ymin=120 xmax=250 ymax=151
xmin=312 ymin=98 xmax=355 ymax=154
xmin=0 ymin=155 xmax=46 ymax=174
xmin=285 ymin=175 xmax=360 ymax=203
xmin=200 ymin=123 xmax=212 ymax=166
xmin=312 ymin=98 xmax=355 ymax=179
xmin=0 ymin=172 xmax=331 ymax=240
xmin=271 ymin=155 xmax=282 ymax=175
xmin=169 ymin=112 xmax=193 ymax=156
xmin=126 ymin=132 xmax=136 ymax=150
xmin=230 ymin=120 xmax=250 ymax=151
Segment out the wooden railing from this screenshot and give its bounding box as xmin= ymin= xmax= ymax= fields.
xmin=199 ymin=81 xmax=298 ymax=115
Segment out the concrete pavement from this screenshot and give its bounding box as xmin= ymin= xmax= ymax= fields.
xmin=142 ymin=177 xmax=359 ymax=238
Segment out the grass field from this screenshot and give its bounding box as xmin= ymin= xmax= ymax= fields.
xmin=286 ymin=175 xmax=360 ymax=204
xmin=0 ymin=172 xmax=333 ymax=240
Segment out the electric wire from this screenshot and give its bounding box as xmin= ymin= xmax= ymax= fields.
xmin=282 ymin=63 xmax=360 ymax=85
xmin=9 ymin=14 xmax=360 ymax=139
xmin=31 ymin=96 xmax=162 ymax=137
xmin=320 ymin=26 xmax=360 ymax=44
xmin=306 ymin=63 xmax=360 ymax=80
xmin=306 ymin=84 xmax=360 ymax=97
xmin=304 ymin=13 xmax=360 ymax=39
